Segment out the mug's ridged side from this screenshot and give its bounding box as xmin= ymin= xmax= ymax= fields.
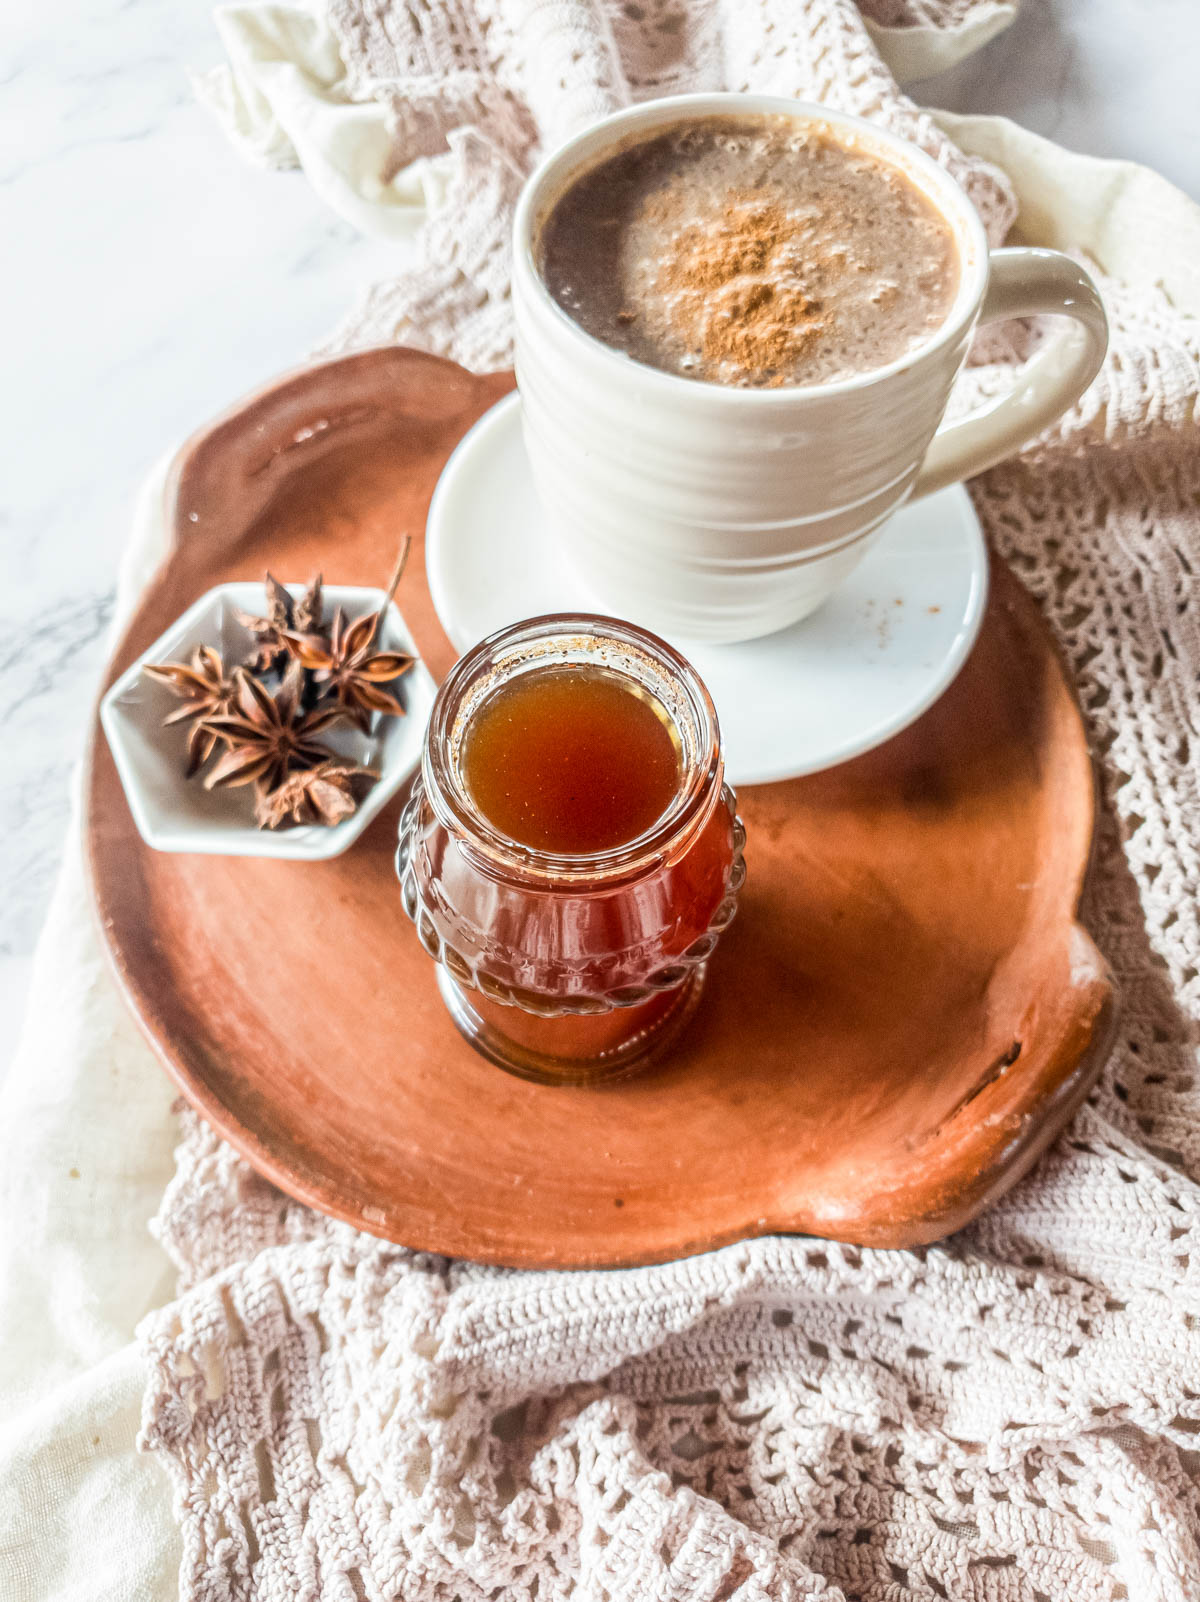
xmin=513 ymin=314 xmax=973 ymax=638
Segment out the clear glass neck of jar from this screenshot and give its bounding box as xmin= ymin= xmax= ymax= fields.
xmin=422 ymin=613 xmax=725 ymax=885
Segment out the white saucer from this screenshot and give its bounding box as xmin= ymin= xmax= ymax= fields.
xmin=426 ymin=393 xmax=988 ymax=786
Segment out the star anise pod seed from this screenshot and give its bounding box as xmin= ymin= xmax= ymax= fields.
xmin=233 ymin=573 xmax=321 ymax=674
xmin=201 ymin=662 xmax=343 ymax=794
xmin=254 ymin=760 xmax=374 ymax=830
xmin=284 ymin=607 xmax=414 ymax=732
xmin=142 ymin=644 xmax=238 ymax=776
xmin=292 ymin=573 xmax=324 ymax=635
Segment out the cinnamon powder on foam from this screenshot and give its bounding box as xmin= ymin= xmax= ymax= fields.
xmin=631 ymin=185 xmax=842 ymax=385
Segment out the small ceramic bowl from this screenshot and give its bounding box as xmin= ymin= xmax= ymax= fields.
xmin=100 ymin=582 xmax=436 ymax=860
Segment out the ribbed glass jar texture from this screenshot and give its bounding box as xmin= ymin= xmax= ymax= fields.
xmin=395 ymin=615 xmax=745 ymax=1083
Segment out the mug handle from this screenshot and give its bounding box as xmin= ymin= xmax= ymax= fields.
xmin=912 ymin=248 xmax=1108 ymax=499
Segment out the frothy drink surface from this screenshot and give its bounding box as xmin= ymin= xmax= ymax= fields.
xmin=538 ymin=116 xmax=960 ymax=388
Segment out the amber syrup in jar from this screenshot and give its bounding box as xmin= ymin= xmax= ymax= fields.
xmin=461 ymin=666 xmax=682 ymax=854
xmin=396 ymin=616 xmax=744 ymax=1084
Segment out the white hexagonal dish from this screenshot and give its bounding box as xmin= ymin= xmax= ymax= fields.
xmin=99 ymin=582 xmax=435 ymax=860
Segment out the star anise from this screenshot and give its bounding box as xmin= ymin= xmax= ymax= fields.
xmin=233 ymin=573 xmax=323 ymax=673
xmin=292 ymin=573 xmax=324 ymax=634
xmin=202 ymin=662 xmax=342 ymax=794
xmin=284 ymin=607 xmax=414 ymax=732
xmin=253 ymin=760 xmax=373 ymax=830
xmin=150 ymin=547 xmax=414 ymax=831
xmin=142 ymin=644 xmax=237 ymax=776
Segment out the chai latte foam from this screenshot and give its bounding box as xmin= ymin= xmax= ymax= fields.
xmin=538 ymin=115 xmax=961 ymax=388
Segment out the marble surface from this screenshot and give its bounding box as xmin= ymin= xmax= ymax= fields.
xmin=2 ymin=0 xmax=1197 ymax=1066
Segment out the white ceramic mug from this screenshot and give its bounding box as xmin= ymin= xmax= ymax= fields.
xmin=512 ymin=94 xmax=1108 ymax=644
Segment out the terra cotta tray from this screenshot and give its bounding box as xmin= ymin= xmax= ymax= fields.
xmin=85 ymin=347 xmax=1116 ymax=1268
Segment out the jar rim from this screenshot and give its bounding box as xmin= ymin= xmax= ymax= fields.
xmin=422 ymin=613 xmax=724 ymax=881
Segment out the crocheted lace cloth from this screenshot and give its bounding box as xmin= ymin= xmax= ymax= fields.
xmin=140 ymin=3 xmax=1200 ymax=1598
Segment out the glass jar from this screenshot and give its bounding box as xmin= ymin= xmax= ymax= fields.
xmin=395 ymin=615 xmax=745 ymax=1084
